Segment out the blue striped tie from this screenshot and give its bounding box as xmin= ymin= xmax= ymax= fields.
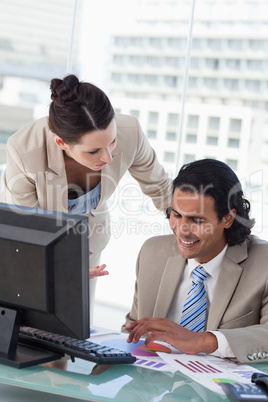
xmin=180 ymin=266 xmax=208 ymax=332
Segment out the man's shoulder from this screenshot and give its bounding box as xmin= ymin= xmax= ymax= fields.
xmin=226 ymin=235 xmax=268 ymax=266
xmin=141 ymin=234 xmax=177 ymax=254
xmin=247 ymin=235 xmax=268 ymax=251
xmin=247 ymin=234 xmax=268 ymax=244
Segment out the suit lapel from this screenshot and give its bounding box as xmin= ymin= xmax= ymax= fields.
xmin=93 ymin=151 xmax=123 ymax=214
xmin=45 ymin=132 xmax=68 ymax=212
xmin=207 ymin=242 xmax=248 ymax=329
xmin=153 ymin=253 xmax=185 ymax=317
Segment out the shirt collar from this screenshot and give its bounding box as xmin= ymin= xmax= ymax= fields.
xmin=187 ymin=244 xmax=228 ymax=280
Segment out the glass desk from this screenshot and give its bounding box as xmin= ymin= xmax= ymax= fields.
xmin=0 ymin=357 xmax=268 ymax=401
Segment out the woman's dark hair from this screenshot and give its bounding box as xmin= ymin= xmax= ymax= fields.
xmin=48 ymin=74 xmax=115 ymax=144
xmin=169 ymin=159 xmax=255 ymax=246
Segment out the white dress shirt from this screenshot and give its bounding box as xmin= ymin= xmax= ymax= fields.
xmin=167 ymin=244 xmax=235 ymax=358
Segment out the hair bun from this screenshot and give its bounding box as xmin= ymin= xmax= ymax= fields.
xmin=50 ymin=74 xmax=79 ymax=103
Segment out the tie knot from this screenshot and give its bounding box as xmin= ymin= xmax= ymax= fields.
xmin=192 ymin=266 xmax=208 ymax=284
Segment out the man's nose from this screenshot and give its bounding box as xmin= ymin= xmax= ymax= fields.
xmin=174 ymin=217 xmax=192 ymax=237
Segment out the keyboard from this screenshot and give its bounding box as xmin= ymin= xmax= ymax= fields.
xmin=19 ymin=326 xmax=136 ymax=365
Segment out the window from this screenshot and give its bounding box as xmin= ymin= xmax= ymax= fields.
xmin=164 ymin=151 xmax=175 ymax=163
xmin=192 ymin=38 xmax=204 ymax=50
xmin=111 ymin=73 xmax=122 ymax=83
xmin=128 ymin=74 xmax=143 ymax=85
xmin=248 ymin=60 xmax=263 ymax=71
xmin=249 ymin=40 xmax=265 ymax=51
xmin=130 ymin=37 xmax=145 ymax=47
xmin=167 ymin=113 xmax=179 ymax=127
xmin=149 ymin=38 xmax=163 ymax=48
xmin=129 ymin=56 xmax=145 ymax=67
xmin=191 ymin=58 xmax=201 ymax=70
xmin=205 ymin=59 xmax=219 ymax=70
xmin=226 ymin=159 xmax=238 ymax=171
xmin=189 ymin=77 xmax=198 ymax=89
xmin=148 ymin=111 xmax=159 ymax=125
xmin=204 ymin=78 xmax=218 ymax=90
xmin=166 ymin=57 xmax=181 ymax=69
xmin=113 ymin=55 xmax=125 ymax=66
xmin=229 ymin=118 xmax=242 ymax=132
xmin=183 ymin=154 xmax=195 ymax=164
xmin=207 ymin=39 xmax=222 ymax=51
xmin=246 ymin=80 xmax=261 ymax=92
xmin=168 ymin=38 xmax=187 ymax=49
xmin=228 ymin=138 xmax=240 ymax=148
xmin=226 ymin=59 xmax=241 ymax=70
xmin=186 ymin=134 xmax=197 ymax=143
xmin=165 ymin=76 xmax=178 ymax=88
xmin=130 ymin=110 xmax=140 ymax=119
xmin=148 ymin=56 xmax=164 ymax=68
xmin=114 ymin=37 xmax=129 ymax=47
xmin=228 ymin=39 xmax=243 ymax=51
xmin=225 ymin=79 xmax=239 ymax=91
xmin=206 ymin=136 xmax=218 ymax=146
xmin=208 ymin=117 xmax=220 ymax=131
xmin=166 ymin=131 xmax=177 ymax=141
xmin=187 ymin=115 xmax=199 ymax=129
xmin=145 ymin=75 xmax=158 ymax=86
xmin=147 ymin=130 xmax=157 ymax=139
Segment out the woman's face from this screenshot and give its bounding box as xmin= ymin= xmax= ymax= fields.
xmin=54 ymin=118 xmax=117 ymax=171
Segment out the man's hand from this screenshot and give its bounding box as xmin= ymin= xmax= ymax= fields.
xmin=126 ymin=317 xmax=218 ymax=355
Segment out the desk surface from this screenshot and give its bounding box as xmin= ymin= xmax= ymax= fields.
xmin=0 ymin=357 xmax=268 ymax=402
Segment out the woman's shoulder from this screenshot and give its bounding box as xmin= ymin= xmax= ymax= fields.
xmin=7 ymin=117 xmax=51 ymax=151
xmin=115 ymin=113 xmax=144 ymax=151
xmin=115 ymin=113 xmax=139 ymax=129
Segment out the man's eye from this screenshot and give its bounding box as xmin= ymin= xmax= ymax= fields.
xmin=172 ymin=211 xmax=181 ymax=218
xmin=193 ymin=218 xmax=204 ymax=224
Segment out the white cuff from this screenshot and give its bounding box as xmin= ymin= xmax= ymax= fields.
xmin=207 ymin=330 xmax=235 ymax=358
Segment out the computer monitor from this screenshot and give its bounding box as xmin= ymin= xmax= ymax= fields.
xmin=0 ymin=202 xmax=90 ymax=368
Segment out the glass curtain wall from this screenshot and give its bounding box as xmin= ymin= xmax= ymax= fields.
xmin=1 ymin=0 xmax=267 ymax=325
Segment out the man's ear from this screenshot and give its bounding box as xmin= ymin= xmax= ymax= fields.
xmin=54 ymin=135 xmax=67 ymax=150
xmin=223 ymin=209 xmax=236 ymax=229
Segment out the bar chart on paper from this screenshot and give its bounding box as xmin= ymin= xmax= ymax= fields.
xmin=174 ymin=359 xmax=222 ymax=374
xmin=156 ymin=353 xmax=267 ymax=395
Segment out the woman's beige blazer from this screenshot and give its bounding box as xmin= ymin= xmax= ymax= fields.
xmin=0 ymin=114 xmax=173 ymax=267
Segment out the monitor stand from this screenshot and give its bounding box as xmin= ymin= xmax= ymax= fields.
xmin=0 ymin=306 xmax=63 ymax=369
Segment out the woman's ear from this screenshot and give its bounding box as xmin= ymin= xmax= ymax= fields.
xmin=224 ymin=209 xmax=236 ymax=229
xmin=54 ymin=135 xmax=67 ymax=150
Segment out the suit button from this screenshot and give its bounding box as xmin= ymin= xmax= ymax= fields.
xmin=247 ymin=354 xmax=254 ymax=361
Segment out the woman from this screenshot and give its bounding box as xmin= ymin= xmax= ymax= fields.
xmin=0 ymin=74 xmax=172 ymax=304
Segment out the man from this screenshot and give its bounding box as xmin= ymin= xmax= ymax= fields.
xmin=122 ymin=159 xmax=268 ymax=364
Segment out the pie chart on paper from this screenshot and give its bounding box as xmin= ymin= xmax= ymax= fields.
xmin=132 ymin=342 xmax=172 ymax=357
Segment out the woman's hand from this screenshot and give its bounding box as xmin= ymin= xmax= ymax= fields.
xmin=90 ymin=264 xmax=109 ymax=279
xmin=126 ymin=317 xmax=218 ymax=355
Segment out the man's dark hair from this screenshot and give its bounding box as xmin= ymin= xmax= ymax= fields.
xmin=169 ymin=159 xmax=255 ymax=246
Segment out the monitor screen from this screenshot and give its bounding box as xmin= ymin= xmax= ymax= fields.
xmin=0 ymin=202 xmax=90 ymax=367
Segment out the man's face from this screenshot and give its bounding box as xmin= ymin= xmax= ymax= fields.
xmin=169 ymin=188 xmax=235 ymax=263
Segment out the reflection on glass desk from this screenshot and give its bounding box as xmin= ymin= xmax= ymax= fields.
xmin=0 ymin=357 xmax=268 ymax=401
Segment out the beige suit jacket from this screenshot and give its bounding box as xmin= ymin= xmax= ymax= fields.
xmin=122 ymin=234 xmax=268 ymax=364
xmin=0 ymin=114 xmax=172 ymax=267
